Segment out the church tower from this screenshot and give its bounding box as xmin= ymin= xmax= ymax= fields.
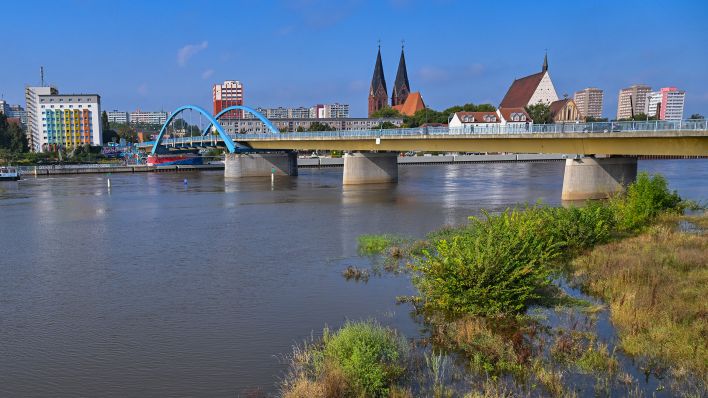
xmin=368 ymin=45 xmax=388 ymax=117
xmin=391 ymin=44 xmax=410 ymax=107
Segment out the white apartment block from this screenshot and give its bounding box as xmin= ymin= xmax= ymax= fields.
xmin=645 ymin=87 xmax=685 ymax=121
xmin=574 ymin=88 xmax=604 ymax=119
xmin=107 ymin=110 xmax=129 ymax=124
xmin=25 ymin=86 xmax=59 ymax=151
xmin=616 ymin=84 xmax=651 ymax=120
xmin=38 ymin=94 xmax=102 ymax=150
xmin=129 ymin=110 xmax=169 ymax=125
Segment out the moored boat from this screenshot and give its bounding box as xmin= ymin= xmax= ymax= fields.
xmin=0 ymin=166 xmax=20 ymax=181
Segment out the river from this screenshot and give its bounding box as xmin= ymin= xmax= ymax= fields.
xmin=0 ymin=159 xmax=706 ymax=397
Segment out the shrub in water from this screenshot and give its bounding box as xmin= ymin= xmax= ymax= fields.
xmin=412 ymin=209 xmax=561 ymax=316
xmin=323 ymin=321 xmax=408 ymax=397
xmin=612 ymin=172 xmax=682 ymax=232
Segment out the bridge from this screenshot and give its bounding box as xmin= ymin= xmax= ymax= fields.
xmin=140 ymin=104 xmax=708 ymax=200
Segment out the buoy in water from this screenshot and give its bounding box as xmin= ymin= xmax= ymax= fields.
xmin=183 ymin=178 xmax=188 ymax=185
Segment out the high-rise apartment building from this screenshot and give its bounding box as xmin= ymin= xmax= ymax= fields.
xmin=213 ymin=80 xmax=244 ymax=119
xmin=323 ymin=103 xmax=349 ymax=118
xmin=616 ymin=84 xmax=651 ymax=120
xmin=25 ymin=86 xmax=59 ymax=151
xmin=573 ymin=88 xmax=603 ymax=119
xmin=107 ymin=110 xmax=129 ymax=124
xmin=37 ymin=94 xmax=102 ymax=150
xmin=645 ymin=87 xmax=685 ymax=121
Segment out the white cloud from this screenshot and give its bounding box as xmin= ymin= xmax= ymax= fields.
xmin=177 ymin=41 xmax=208 ymax=66
xmin=201 ymin=69 xmax=214 ymax=79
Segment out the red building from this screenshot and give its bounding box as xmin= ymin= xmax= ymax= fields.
xmin=213 ymin=80 xmax=244 ymax=119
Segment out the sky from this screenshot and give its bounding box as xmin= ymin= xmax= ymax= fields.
xmin=1 ymin=0 xmax=707 ymax=118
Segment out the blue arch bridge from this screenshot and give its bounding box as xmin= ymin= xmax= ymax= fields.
xmin=139 ymin=104 xmax=708 ymax=201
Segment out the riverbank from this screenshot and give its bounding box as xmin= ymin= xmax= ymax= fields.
xmin=280 ymin=173 xmax=706 ymax=397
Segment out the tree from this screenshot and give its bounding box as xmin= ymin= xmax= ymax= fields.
xmin=371 ymin=121 xmax=398 ymax=129
xmin=369 ymin=107 xmax=403 ymax=118
xmin=115 ymin=123 xmax=138 ymax=143
xmin=585 ymin=116 xmax=609 ymax=122
xmin=0 ymin=114 xmax=28 ymax=153
xmin=525 ymin=103 xmax=553 ymax=124
xmin=307 ymin=122 xmax=333 ymax=132
xmin=296 ymin=126 xmax=306 ymax=132
xmin=101 ymin=110 xmax=110 ymax=132
xmin=103 ymin=129 xmax=119 ymax=144
xmin=689 ymin=113 xmax=704 ymax=120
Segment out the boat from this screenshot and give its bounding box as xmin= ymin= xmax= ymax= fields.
xmin=146 ymin=153 xmax=203 ymax=166
xmin=0 ymin=166 xmax=20 ymax=181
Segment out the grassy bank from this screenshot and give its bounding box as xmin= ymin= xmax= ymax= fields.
xmin=281 ymin=173 xmax=705 ymax=397
xmin=569 ymin=214 xmax=707 ymax=383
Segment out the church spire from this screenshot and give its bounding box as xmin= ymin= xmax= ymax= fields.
xmin=542 ymin=51 xmax=548 ymax=72
xmin=391 ymin=42 xmax=411 ymax=107
xmin=368 ymin=44 xmax=388 ymax=117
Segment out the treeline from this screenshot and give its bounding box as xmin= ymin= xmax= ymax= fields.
xmin=370 ymin=103 xmax=496 ymax=127
xmin=0 ymin=114 xmax=28 ymax=153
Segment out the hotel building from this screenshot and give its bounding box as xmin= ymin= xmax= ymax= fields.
xmin=645 ymin=87 xmax=685 ymax=121
xmin=573 ymin=88 xmax=604 ymax=119
xmin=616 ymin=84 xmax=651 ymax=120
xmin=38 ymin=94 xmax=102 ymax=150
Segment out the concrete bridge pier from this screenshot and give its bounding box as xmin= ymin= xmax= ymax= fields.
xmin=561 ymin=156 xmax=637 ymax=201
xmin=342 ymin=152 xmax=398 ymax=184
xmin=224 ymin=151 xmax=298 ymax=178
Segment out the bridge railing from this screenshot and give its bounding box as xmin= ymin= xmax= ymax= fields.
xmin=140 ymin=119 xmax=708 ymax=147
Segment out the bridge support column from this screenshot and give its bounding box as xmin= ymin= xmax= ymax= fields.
xmin=561 ymin=156 xmax=637 ymax=201
xmin=224 ymin=152 xmax=298 ymax=178
xmin=342 ymin=152 xmax=398 ymax=184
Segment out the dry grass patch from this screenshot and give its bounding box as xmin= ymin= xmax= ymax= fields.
xmin=569 ymin=213 xmax=708 ymax=381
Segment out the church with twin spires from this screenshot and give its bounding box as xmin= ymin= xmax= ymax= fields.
xmin=368 ymin=45 xmax=426 ymax=117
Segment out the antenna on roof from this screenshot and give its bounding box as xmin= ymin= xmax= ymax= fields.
xmin=377 ymin=39 xmax=381 ymax=50
xmin=401 ymin=39 xmax=405 ymax=49
xmin=40 ymin=66 xmax=45 ymax=87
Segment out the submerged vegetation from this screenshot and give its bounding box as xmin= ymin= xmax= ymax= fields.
xmin=282 ymin=173 xmax=706 ymax=397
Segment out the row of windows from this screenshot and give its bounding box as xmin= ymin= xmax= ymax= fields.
xmin=41 ymin=104 xmax=92 ymax=109
xmin=40 ymin=97 xmax=94 ymax=103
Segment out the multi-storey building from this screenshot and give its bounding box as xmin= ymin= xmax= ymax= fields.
xmin=309 ymin=104 xmax=324 ymax=118
xmin=37 ymin=94 xmax=102 ymax=150
xmin=0 ymin=100 xmax=10 ymax=115
xmin=106 ymin=111 xmax=124 ymax=124
xmin=645 ymin=87 xmax=685 ymax=121
xmin=25 ymin=86 xmax=59 ymax=151
xmin=213 ymin=80 xmax=244 ymax=119
xmin=288 ymin=107 xmax=310 ymax=119
xmin=129 ymin=110 xmax=168 ymax=125
xmin=219 ymin=117 xmax=403 ymax=135
xmin=573 ymin=88 xmax=603 ymax=119
xmin=322 ymin=103 xmax=349 ymax=118
xmin=616 ymin=84 xmax=651 ymax=120
xmin=107 ymin=110 xmax=129 ymax=124
xmin=8 ymin=105 xmax=28 ymax=125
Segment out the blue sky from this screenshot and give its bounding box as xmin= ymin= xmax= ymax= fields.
xmin=2 ymin=0 xmax=707 ymax=118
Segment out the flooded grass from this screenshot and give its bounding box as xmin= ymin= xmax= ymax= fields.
xmin=283 ymin=174 xmax=707 ymax=397
xmin=342 ymin=265 xmax=370 ymax=282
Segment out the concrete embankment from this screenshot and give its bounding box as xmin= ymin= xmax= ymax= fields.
xmin=19 ymin=154 xmax=566 ymax=176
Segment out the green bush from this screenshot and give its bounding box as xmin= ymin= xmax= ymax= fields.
xmin=412 ymin=209 xmax=561 ymax=316
xmin=357 ymin=234 xmax=404 ymax=255
xmin=322 ymin=321 xmax=408 ymax=397
xmin=612 ymin=172 xmax=682 ymax=231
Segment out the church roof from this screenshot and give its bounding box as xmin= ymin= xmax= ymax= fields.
xmin=392 ymin=48 xmax=410 ymax=99
xmin=549 ymin=98 xmax=572 ymax=116
xmin=499 ymin=71 xmax=546 ymax=108
xmin=453 ymin=111 xmax=500 ymax=123
xmin=498 ymin=107 xmax=532 ymax=123
xmin=370 ymin=47 xmax=387 ymax=96
xmin=392 ymin=91 xmax=425 ymax=116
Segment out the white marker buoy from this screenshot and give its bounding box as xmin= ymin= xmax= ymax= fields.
xmin=107 ymin=178 xmax=111 ymax=188
xmin=183 ymin=178 xmax=188 ymax=185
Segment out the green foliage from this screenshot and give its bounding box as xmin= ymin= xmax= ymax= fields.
xmin=370 ymin=107 xmax=403 ymax=118
xmin=358 ymin=234 xmax=405 ymax=255
xmin=371 ymin=121 xmax=398 ymax=129
xmin=0 ymin=114 xmax=28 ymax=153
xmin=101 ymin=110 xmax=110 ymax=132
xmin=525 ymin=103 xmax=553 ymax=124
xmin=611 ymin=172 xmax=682 ymax=232
xmin=413 ymin=208 xmax=561 ymax=316
xmin=689 ymin=113 xmax=704 ymax=120
xmin=585 ymin=116 xmax=609 ymax=122
xmin=411 ymin=173 xmax=683 ymax=318
xmin=322 ymin=321 xmax=408 ymax=397
xmin=307 ymin=122 xmax=333 ymax=132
